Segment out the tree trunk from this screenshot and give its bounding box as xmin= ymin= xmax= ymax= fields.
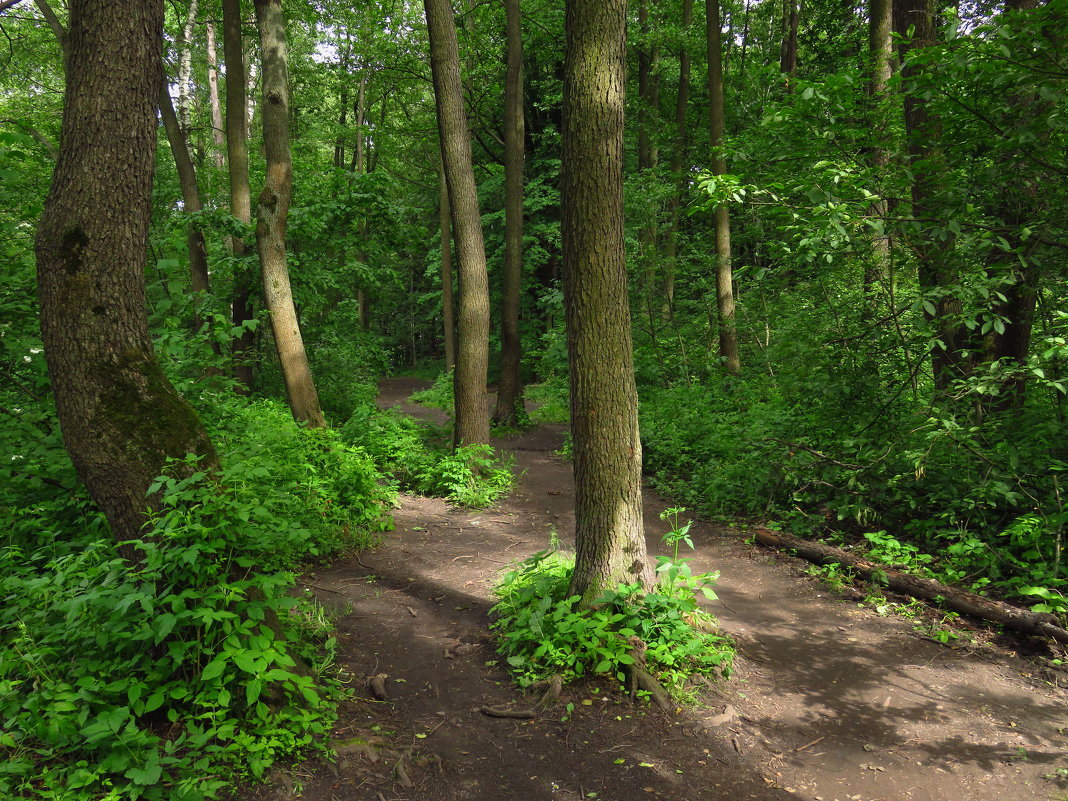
xmin=493 ymin=0 xmax=525 ymax=426
xmin=562 ymin=0 xmax=654 ymax=603
xmin=424 ymin=0 xmax=491 ymax=448
xmin=865 ymin=0 xmax=893 ymax=292
xmin=897 ymin=0 xmax=962 ymax=391
xmin=439 ymin=161 xmax=457 ymax=371
xmin=35 ymin=0 xmax=216 ymax=551
xmin=662 ymin=0 xmax=693 ymax=318
xmin=206 ymin=21 xmax=227 ymax=169
xmin=223 ymin=0 xmax=255 ymax=391
xmin=177 ymin=0 xmax=199 ymax=136
xmin=637 ymin=0 xmax=661 ymax=317
xmin=707 ymin=0 xmax=740 ymax=374
xmin=158 ymin=73 xmax=211 ymax=297
xmin=779 ymin=0 xmax=798 ymax=91
xmin=254 ymin=0 xmax=326 ymax=428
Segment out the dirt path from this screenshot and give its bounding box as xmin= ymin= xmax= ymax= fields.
xmin=249 ymin=378 xmax=1067 ymax=801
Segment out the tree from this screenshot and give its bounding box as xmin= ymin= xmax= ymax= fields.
xmin=562 ymin=0 xmax=654 ymax=602
xmin=34 ymin=0 xmax=216 ymax=551
xmin=424 ymin=0 xmax=491 ymax=447
xmin=706 ymin=0 xmax=740 ymax=374
xmin=493 ymin=0 xmax=525 ymax=425
xmin=254 ymin=0 xmax=327 ymax=428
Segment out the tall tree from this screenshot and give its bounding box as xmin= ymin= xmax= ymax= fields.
xmin=424 ymin=0 xmax=491 ymax=447
xmin=439 ymin=162 xmax=457 ymax=370
xmin=35 ymin=0 xmax=216 ymax=551
xmin=662 ymin=0 xmax=693 ymax=317
xmin=254 ymin=0 xmax=327 ymax=428
xmin=563 ymin=0 xmax=654 ymax=602
xmin=865 ymin=0 xmax=893 ymax=290
xmin=493 ymin=0 xmax=526 ymax=425
xmin=779 ymin=0 xmax=798 ymax=91
xmin=177 ymin=0 xmax=199 ymax=136
xmin=205 ymin=20 xmax=227 ymax=168
xmin=707 ymin=0 xmax=740 ymax=373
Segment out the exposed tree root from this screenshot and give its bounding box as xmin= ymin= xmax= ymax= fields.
xmin=753 ymin=526 xmax=1068 ymax=645
xmin=479 ymin=705 xmax=537 ymax=719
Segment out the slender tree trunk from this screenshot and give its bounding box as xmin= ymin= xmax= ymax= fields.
xmin=439 ymin=162 xmax=457 ymax=371
xmin=662 ymin=0 xmax=693 ymax=318
xmin=707 ymin=0 xmax=740 ymax=374
xmin=493 ymin=0 xmax=525 ymax=425
xmin=223 ymin=0 xmax=255 ymax=391
xmin=158 ymin=74 xmax=211 ymax=297
xmin=206 ymin=21 xmax=226 ymax=169
xmin=897 ymin=0 xmax=962 ymax=391
xmin=562 ymin=0 xmax=654 ymax=603
xmin=35 ymin=0 xmax=216 ymax=551
xmin=177 ymin=0 xmax=199 ymax=136
xmin=865 ymin=0 xmax=893 ymax=292
xmin=354 ymin=72 xmax=368 ymax=175
xmin=424 ymin=0 xmax=491 ymax=448
xmin=254 ymin=0 xmax=326 ymax=428
xmin=779 ymin=0 xmax=798 ymax=91
xmin=637 ymin=0 xmax=661 ymax=314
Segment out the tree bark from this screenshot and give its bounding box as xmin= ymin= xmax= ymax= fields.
xmin=562 ymin=0 xmax=654 ymax=603
xmin=158 ymin=72 xmax=210 ymax=296
xmin=206 ymin=21 xmax=226 ymax=169
xmin=779 ymin=0 xmax=798 ymax=91
xmin=493 ymin=0 xmax=525 ymax=426
xmin=439 ymin=161 xmax=457 ymax=371
xmin=753 ymin=527 xmax=1068 ymax=645
xmin=865 ymin=0 xmax=893 ymax=292
xmin=177 ymin=0 xmax=199 ymax=137
xmin=35 ymin=0 xmax=216 ymax=550
xmin=222 ymin=0 xmax=255 ymax=391
xmin=707 ymin=0 xmax=740 ymax=374
xmin=424 ymin=0 xmax=491 ymax=448
xmin=254 ymin=0 xmax=326 ymax=428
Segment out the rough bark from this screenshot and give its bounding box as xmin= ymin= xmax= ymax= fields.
xmin=205 ymin=21 xmax=226 ymax=169
xmin=439 ymin=162 xmax=456 ymax=371
xmin=707 ymin=0 xmax=740 ymax=374
xmin=493 ymin=0 xmax=525 ymax=426
xmin=222 ymin=0 xmax=255 ymax=391
xmin=35 ymin=0 xmax=217 ymax=550
xmin=753 ymin=527 xmax=1068 ymax=645
xmin=562 ymin=0 xmax=654 ymax=602
xmin=158 ymin=73 xmax=210 ymax=296
xmin=424 ymin=0 xmax=491 ymax=448
xmin=254 ymin=0 xmax=326 ymax=428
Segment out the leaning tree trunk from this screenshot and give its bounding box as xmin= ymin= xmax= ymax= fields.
xmin=222 ymin=0 xmax=255 ymax=391
xmin=424 ymin=0 xmax=491 ymax=448
xmin=707 ymin=0 xmax=740 ymax=374
xmin=562 ymin=0 xmax=655 ymax=603
xmin=35 ymin=0 xmax=217 ymax=552
xmin=493 ymin=0 xmax=526 ymax=426
xmin=254 ymin=0 xmax=326 ymax=428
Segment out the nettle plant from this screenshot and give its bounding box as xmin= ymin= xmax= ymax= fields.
xmin=490 ymin=511 xmax=733 ymax=699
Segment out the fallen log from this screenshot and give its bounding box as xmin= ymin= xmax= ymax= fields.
xmin=752 ymin=526 xmax=1068 ymax=646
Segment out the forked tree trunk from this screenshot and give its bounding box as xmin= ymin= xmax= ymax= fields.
xmin=254 ymin=0 xmax=326 ymax=428
xmin=424 ymin=0 xmax=491 ymax=448
xmin=493 ymin=0 xmax=525 ymax=426
xmin=562 ymin=0 xmax=654 ymax=603
xmin=35 ymin=0 xmax=217 ymax=551
xmin=222 ymin=0 xmax=255 ymax=391
xmin=707 ymin=0 xmax=740 ymax=374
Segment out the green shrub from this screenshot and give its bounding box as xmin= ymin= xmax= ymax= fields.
xmin=408 ymin=369 xmax=454 ymax=411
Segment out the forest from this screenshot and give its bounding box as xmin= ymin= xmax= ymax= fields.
xmin=0 ymin=0 xmax=1065 ymax=797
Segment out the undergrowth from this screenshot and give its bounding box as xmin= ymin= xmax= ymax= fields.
xmin=490 ymin=513 xmax=733 ymax=699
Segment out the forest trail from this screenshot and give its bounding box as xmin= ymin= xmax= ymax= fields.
xmin=249 ymin=378 xmax=1068 ymax=801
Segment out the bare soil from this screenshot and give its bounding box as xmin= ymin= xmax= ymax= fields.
xmin=247 ymin=378 xmax=1068 ymax=801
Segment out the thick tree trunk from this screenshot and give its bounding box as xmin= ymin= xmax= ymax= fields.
xmin=662 ymin=0 xmax=693 ymax=318
xmin=439 ymin=162 xmax=457 ymax=371
xmin=424 ymin=0 xmax=491 ymax=448
xmin=707 ymin=0 xmax=740 ymax=374
xmin=493 ymin=0 xmax=525 ymax=426
xmin=562 ymin=0 xmax=654 ymax=603
xmin=35 ymin=0 xmax=216 ymax=550
xmin=753 ymin=528 xmax=1068 ymax=645
xmin=254 ymin=0 xmax=326 ymax=428
xmin=206 ymin=21 xmax=227 ymax=169
xmin=159 ymin=74 xmax=210 ymax=297
xmin=897 ymin=0 xmax=962 ymax=391
xmin=223 ymin=0 xmax=255 ymax=391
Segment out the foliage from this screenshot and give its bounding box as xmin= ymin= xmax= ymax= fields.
xmin=490 ymin=541 xmax=733 ymax=698
xmin=408 ymin=369 xmax=454 ymax=411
